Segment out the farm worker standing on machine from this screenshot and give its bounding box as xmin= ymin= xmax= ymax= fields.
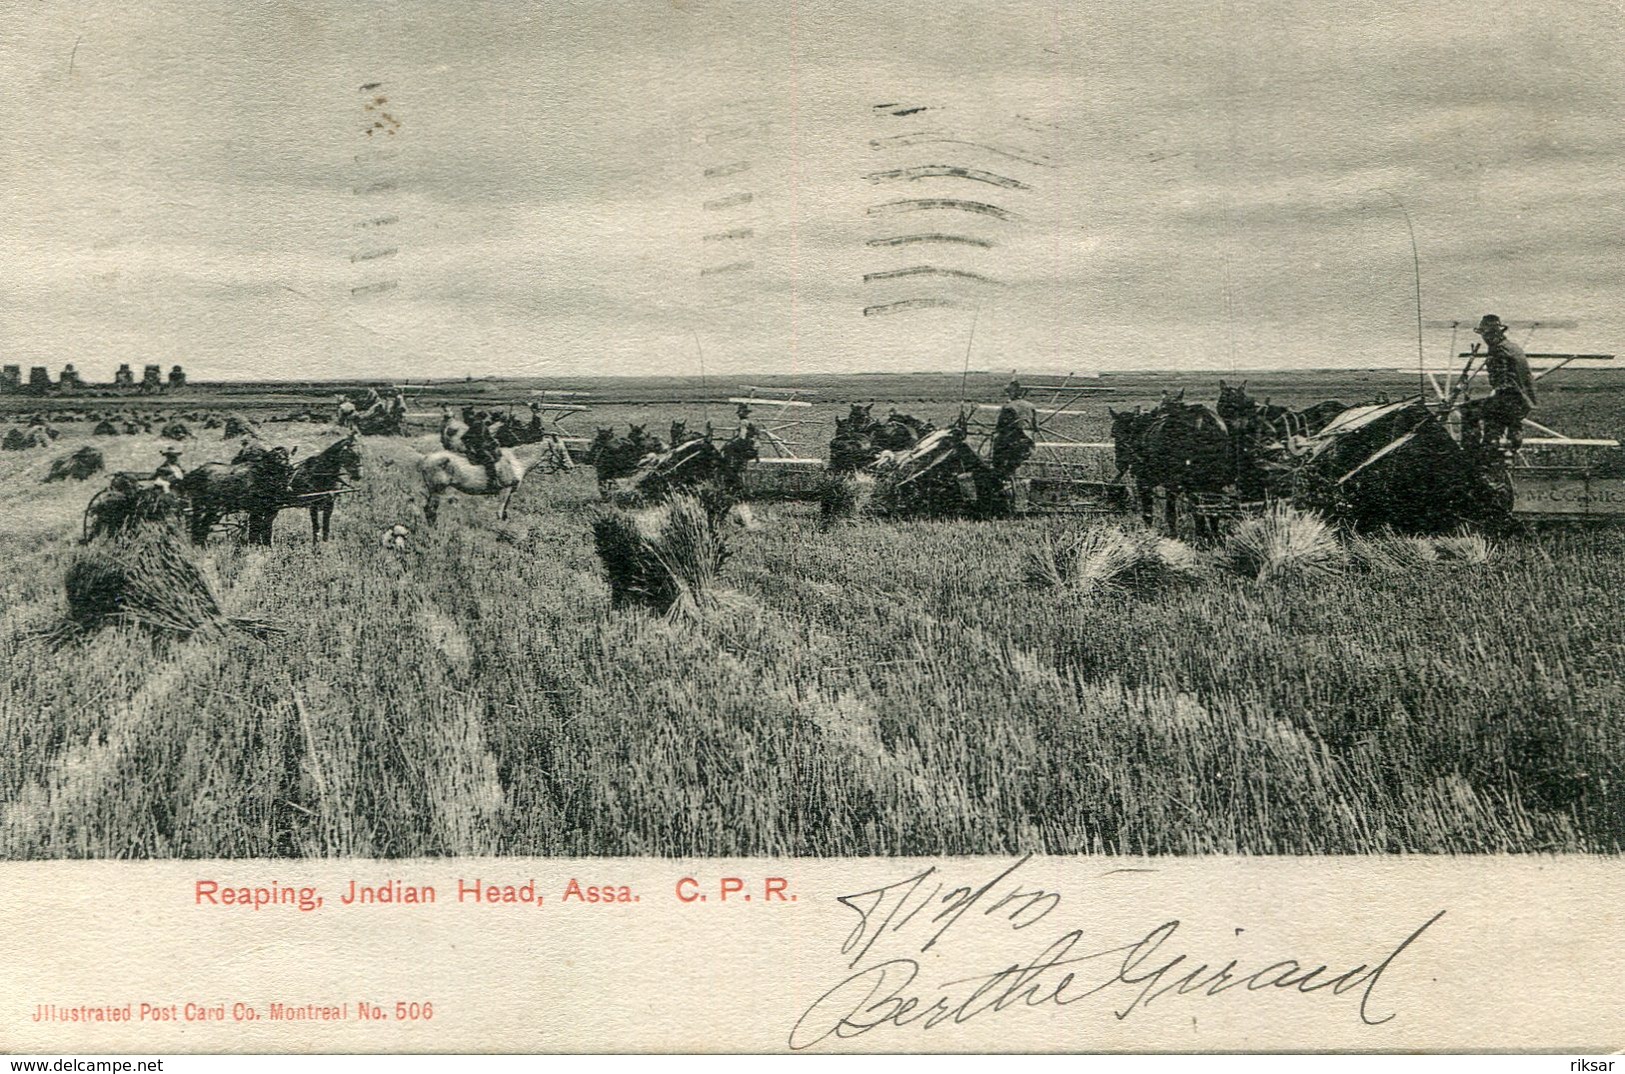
xmin=1461 ymin=314 xmax=1537 ymax=457
xmin=990 ymin=377 xmax=1040 ymax=478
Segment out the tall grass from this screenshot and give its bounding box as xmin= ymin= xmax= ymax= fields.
xmin=0 ymin=425 xmax=1621 ymax=857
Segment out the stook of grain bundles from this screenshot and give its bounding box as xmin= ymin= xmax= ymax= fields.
xmin=2 ymin=427 xmax=50 ymax=451
xmin=221 ymin=413 xmax=260 ymax=439
xmin=43 ymin=446 xmax=105 ymax=483
xmin=42 ymin=482 xmax=278 ymax=644
xmin=591 ymin=493 xmax=730 ymax=615
xmin=40 ymin=531 xmax=280 ymax=646
xmin=1026 ymin=525 xmax=1207 ymax=595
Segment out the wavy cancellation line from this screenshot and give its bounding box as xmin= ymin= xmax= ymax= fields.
xmin=871 ymin=102 xmax=935 ymax=117
xmin=703 ymin=160 xmax=753 ymax=179
xmin=699 ymin=261 xmax=754 ymax=276
xmin=703 ymin=192 xmax=754 ymax=211
xmin=867 ymin=199 xmax=1018 ymax=221
xmin=868 ymin=132 xmax=1053 ymax=168
xmin=862 ymin=297 xmax=958 ymax=316
xmin=865 ymin=233 xmax=994 ymax=249
xmin=861 ymin=266 xmax=1000 ymax=285
xmin=864 ymin=165 xmax=1030 ymax=191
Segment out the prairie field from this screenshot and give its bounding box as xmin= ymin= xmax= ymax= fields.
xmin=1 ymin=370 xmax=1622 ymax=858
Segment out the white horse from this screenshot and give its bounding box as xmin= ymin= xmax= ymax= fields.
xmin=439 ymin=406 xmax=468 ymax=453
xmin=419 ymin=436 xmax=574 ymax=524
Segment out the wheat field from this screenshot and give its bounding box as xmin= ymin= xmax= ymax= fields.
xmin=1 ymin=389 xmax=1621 ymax=858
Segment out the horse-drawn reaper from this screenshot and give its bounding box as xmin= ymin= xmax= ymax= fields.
xmin=177 ymin=442 xmax=297 ymax=545
xmin=864 ymin=420 xmax=1009 ymax=518
xmin=1128 ymin=319 xmax=1619 ymax=536
xmin=1109 ymin=381 xmax=1513 ymax=537
xmin=339 ymin=389 xmax=408 ymax=435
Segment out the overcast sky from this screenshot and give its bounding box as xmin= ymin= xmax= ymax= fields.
xmin=1 ymin=0 xmax=1621 ymax=380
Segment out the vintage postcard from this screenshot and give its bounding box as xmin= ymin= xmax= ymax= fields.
xmin=1 ymin=0 xmax=1622 ymax=1056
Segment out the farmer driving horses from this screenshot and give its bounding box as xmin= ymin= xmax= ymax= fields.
xmin=154 ymin=446 xmax=185 ymax=488
xmin=990 ymin=377 xmax=1040 ymax=477
xmin=1461 ymin=314 xmax=1537 ymax=456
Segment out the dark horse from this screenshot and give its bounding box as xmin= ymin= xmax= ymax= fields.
xmin=872 ymin=410 xmax=932 ymax=451
xmin=620 ymin=426 xmax=760 ymax=502
xmin=178 ymin=441 xmax=295 ymax=545
xmin=1217 ymin=380 xmax=1293 ymax=438
xmin=1216 ymin=380 xmax=1349 ymax=499
xmin=1215 ymin=380 xmax=1290 ymax=500
xmin=1110 ymin=398 xmax=1234 ymax=539
xmin=829 ymin=405 xmax=877 ymax=474
xmin=491 ymin=404 xmax=567 ymax=448
xmin=586 ymin=424 xmax=662 ymax=497
xmin=1217 ymin=380 xmax=1348 ymax=439
xmin=826 ymin=405 xmax=932 ymax=473
xmin=288 ymin=433 xmax=363 ymax=544
xmin=668 ymin=419 xmax=708 ymax=447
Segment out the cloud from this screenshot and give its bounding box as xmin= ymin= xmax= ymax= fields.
xmin=0 ymin=0 xmax=1621 ymax=377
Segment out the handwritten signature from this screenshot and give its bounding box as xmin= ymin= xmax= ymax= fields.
xmin=789 ymin=855 xmax=1444 ymax=1050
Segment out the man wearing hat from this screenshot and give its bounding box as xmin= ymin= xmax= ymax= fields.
xmin=154 ymin=446 xmax=185 ymax=488
xmin=1461 ymin=314 xmax=1537 ymax=456
xmin=990 ymin=377 xmax=1040 ymax=477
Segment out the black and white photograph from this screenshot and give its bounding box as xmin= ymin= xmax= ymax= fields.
xmin=2 ymin=0 xmax=1622 ymax=861
xmin=1 ymin=0 xmax=1624 ymax=1057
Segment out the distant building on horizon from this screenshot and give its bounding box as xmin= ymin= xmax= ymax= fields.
xmin=168 ymin=364 xmax=186 ymax=390
xmin=140 ymin=364 xmax=163 ymax=393
xmin=114 ymin=363 xmax=135 ymax=389
xmin=0 ymin=366 xmax=19 ymax=393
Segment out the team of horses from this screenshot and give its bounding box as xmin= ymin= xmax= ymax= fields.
xmin=584 ymin=421 xmax=759 ymax=503
xmin=177 ymin=434 xmax=364 ymax=546
xmin=126 ymin=397 xmax=587 ymax=543
xmin=1109 ymin=382 xmax=1347 ymax=537
xmin=102 ymin=381 xmax=1350 ymax=548
xmin=828 ymin=404 xmax=934 ymax=473
xmin=159 ymin=418 xmax=578 ymax=540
